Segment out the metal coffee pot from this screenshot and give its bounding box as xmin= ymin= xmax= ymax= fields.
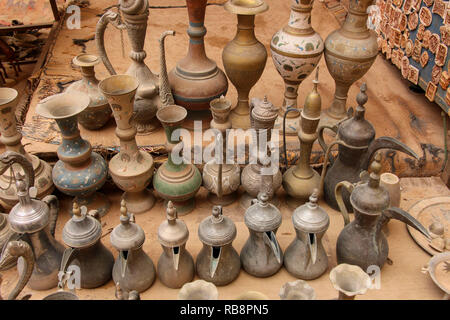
xmin=157 ymin=201 xmax=194 ymax=289
xmin=61 ymin=203 xmax=114 ymax=289
xmin=284 ymin=189 xmax=329 ymax=280
xmin=318 ymin=83 xmax=419 ymax=211
xmin=6 ymin=152 xmax=65 ymax=290
xmin=196 ymin=206 xmax=240 ymax=286
xmin=335 ymin=154 xmax=430 ymax=270
xmin=241 ymin=190 xmax=283 ymax=278
xmin=110 ymin=200 xmax=155 ymax=293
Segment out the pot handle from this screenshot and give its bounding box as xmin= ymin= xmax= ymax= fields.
xmin=335 ymin=181 xmax=355 ymax=226
xmin=318 ymin=140 xmax=344 ymax=198
xmin=0 ymin=151 xmax=34 ymax=190
xmin=318 ymin=124 xmax=339 ymax=166
xmin=95 ymin=10 xmax=126 ymax=76
xmin=42 ymin=195 xmax=59 ymax=237
xmin=282 ymin=107 xmax=302 ymax=171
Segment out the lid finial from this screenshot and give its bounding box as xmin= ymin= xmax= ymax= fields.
xmin=313 ymin=66 xmax=319 ymax=89
xmin=212 ymin=206 xmax=223 ymax=223
xmin=309 ymin=188 xmax=319 ymax=204
xmin=167 ymin=201 xmax=177 ymax=224
xmin=368 ymin=152 xmax=382 ymax=187
xmin=356 ymin=83 xmax=368 ymax=107
xmin=73 ymin=202 xmax=81 ymax=217
xmin=258 ymin=192 xmax=269 ymax=204
xmin=120 ymin=199 xmax=127 ymax=217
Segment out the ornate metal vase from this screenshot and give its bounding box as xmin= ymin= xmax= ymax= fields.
xmin=36 ymin=92 xmax=110 ymax=217
xmin=240 ymin=97 xmax=281 ymax=209
xmin=66 ymin=53 xmax=112 ymax=130
xmin=153 ymin=105 xmax=202 ymax=215
xmin=196 ymin=205 xmax=240 ymax=286
xmin=7 ymin=160 xmax=65 ymax=290
xmin=202 ymin=96 xmax=240 ymax=205
xmin=321 ymin=0 xmax=378 ymax=127
xmin=0 ymin=88 xmax=53 ymax=210
xmin=96 ymin=0 xmax=161 ymax=134
xmin=61 ymin=203 xmax=114 ymax=289
xmin=99 ymin=74 xmax=155 ymax=214
xmin=157 ymin=201 xmax=195 ymax=289
xmin=168 ymin=0 xmax=228 ymax=129
xmin=222 ymin=0 xmax=269 ymax=129
xmin=110 ymin=200 xmax=155 ymax=293
xmin=284 ymin=189 xmax=329 ymax=280
xmin=282 ymin=70 xmax=321 ymax=208
xmin=271 ymin=0 xmax=324 ymax=135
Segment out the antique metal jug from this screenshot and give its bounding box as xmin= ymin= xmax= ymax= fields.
xmin=61 ymin=203 xmax=114 ymax=289
xmin=168 ymin=0 xmax=228 ymax=129
xmin=8 ymin=159 xmax=65 ymax=290
xmin=0 ymin=240 xmax=34 ymax=300
xmin=241 ymin=190 xmax=283 ymax=278
xmin=0 ymin=88 xmax=53 ymax=210
xmin=36 ymin=92 xmax=110 ymax=216
xmin=318 ymin=83 xmax=419 ymax=211
xmin=321 ymin=0 xmax=378 ymax=127
xmin=282 ymin=69 xmax=322 ymax=208
xmin=222 ymin=0 xmax=269 ymax=129
xmin=66 ymin=53 xmax=112 ymax=130
xmin=335 ymin=154 xmax=431 ymax=270
xmin=99 ymin=74 xmax=155 ymax=214
xmin=202 ymin=96 xmax=241 ymax=206
xmin=110 ymin=200 xmax=155 ymax=293
xmin=284 ymin=189 xmax=329 ymax=280
xmin=96 ymin=0 xmax=173 ymax=133
xmin=196 ymin=206 xmax=240 ymax=286
xmin=153 ymin=105 xmax=202 ymax=215
xmin=240 ymin=96 xmax=281 ymax=208
xmin=157 ymin=201 xmax=194 ymax=289
xmin=271 ymin=0 xmax=324 ymax=135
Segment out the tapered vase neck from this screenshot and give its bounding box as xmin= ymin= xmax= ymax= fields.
xmin=341 ymin=0 xmax=373 ymax=38
xmin=234 ymin=15 xmax=257 ymax=45
xmin=286 ymin=2 xmax=313 ymax=35
xmin=79 ymin=66 xmax=99 ymax=85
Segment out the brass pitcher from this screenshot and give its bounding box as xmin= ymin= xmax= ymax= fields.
xmin=96 ymin=1 xmax=175 ymax=133
xmin=284 ymin=189 xmax=329 ymax=280
xmin=110 ymin=200 xmax=155 ymax=293
xmin=318 ymin=83 xmax=419 ymax=211
xmin=157 ymin=201 xmax=194 ymax=289
xmin=335 ymin=154 xmax=431 ymax=270
xmin=241 ymin=190 xmax=283 ymax=278
xmin=61 ymin=203 xmax=114 ymax=289
xmin=196 ymin=206 xmax=240 ymax=286
xmin=6 ymin=152 xmax=65 ymax=291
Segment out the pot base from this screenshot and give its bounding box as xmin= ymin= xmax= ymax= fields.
xmin=207 ymin=191 xmax=238 ymax=206
xmin=319 ymin=108 xmax=347 ymax=129
xmin=239 ymin=192 xmax=280 ymax=210
xmin=135 ymin=117 xmax=162 ymax=136
xmin=182 ymin=110 xmax=212 ymax=130
xmin=122 ymin=189 xmax=155 ymax=214
xmin=163 ymin=198 xmax=195 ymax=216
xmin=230 ymin=110 xmax=251 ymax=130
xmin=72 ymin=192 xmax=111 ymax=217
xmin=274 ymin=113 xmax=300 ymax=136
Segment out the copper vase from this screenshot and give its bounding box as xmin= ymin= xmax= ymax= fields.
xmin=168 ymin=0 xmax=228 ymax=129
xmin=222 ymin=0 xmax=269 ymax=129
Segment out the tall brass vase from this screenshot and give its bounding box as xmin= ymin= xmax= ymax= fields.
xmin=321 ymin=0 xmax=378 ymax=127
xmin=222 ymin=0 xmax=269 ymax=129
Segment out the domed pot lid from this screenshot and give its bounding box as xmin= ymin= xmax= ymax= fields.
xmin=198 ymin=206 xmax=236 ymax=247
xmin=350 ymin=154 xmax=390 ymax=216
xmin=158 ymin=201 xmax=189 ymax=248
xmin=292 ymin=189 xmax=329 ymax=233
xmin=62 ymin=203 xmax=102 ymax=248
xmin=245 ymin=192 xmax=282 ymax=232
xmin=250 ymin=96 xmax=278 ymax=126
xmin=9 ymin=176 xmax=49 ymax=234
xmin=110 ymin=200 xmax=145 ymax=251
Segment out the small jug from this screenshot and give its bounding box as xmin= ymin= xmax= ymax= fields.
xmin=241 ymin=191 xmax=283 ymax=277
xmin=157 ymin=201 xmax=194 ymax=289
xmin=61 ymin=203 xmax=114 ymax=289
xmin=284 ymin=189 xmax=329 ymax=280
xmin=110 ymin=200 xmax=155 ymax=293
xmin=196 ymin=206 xmax=240 ymax=286
xmin=335 ymin=153 xmax=430 ymax=270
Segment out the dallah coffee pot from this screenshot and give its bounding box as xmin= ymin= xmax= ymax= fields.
xmin=110 ymin=200 xmax=155 ymax=293
xmin=7 ymin=152 xmax=65 ymax=290
xmin=318 ymin=83 xmax=419 ymax=211
xmin=284 ymin=189 xmax=329 ymax=280
xmin=196 ymin=206 xmax=240 ymax=286
xmin=335 ymin=154 xmax=431 ymax=270
xmin=157 ymin=201 xmax=194 ymax=289
xmin=61 ymin=203 xmax=114 ymax=289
